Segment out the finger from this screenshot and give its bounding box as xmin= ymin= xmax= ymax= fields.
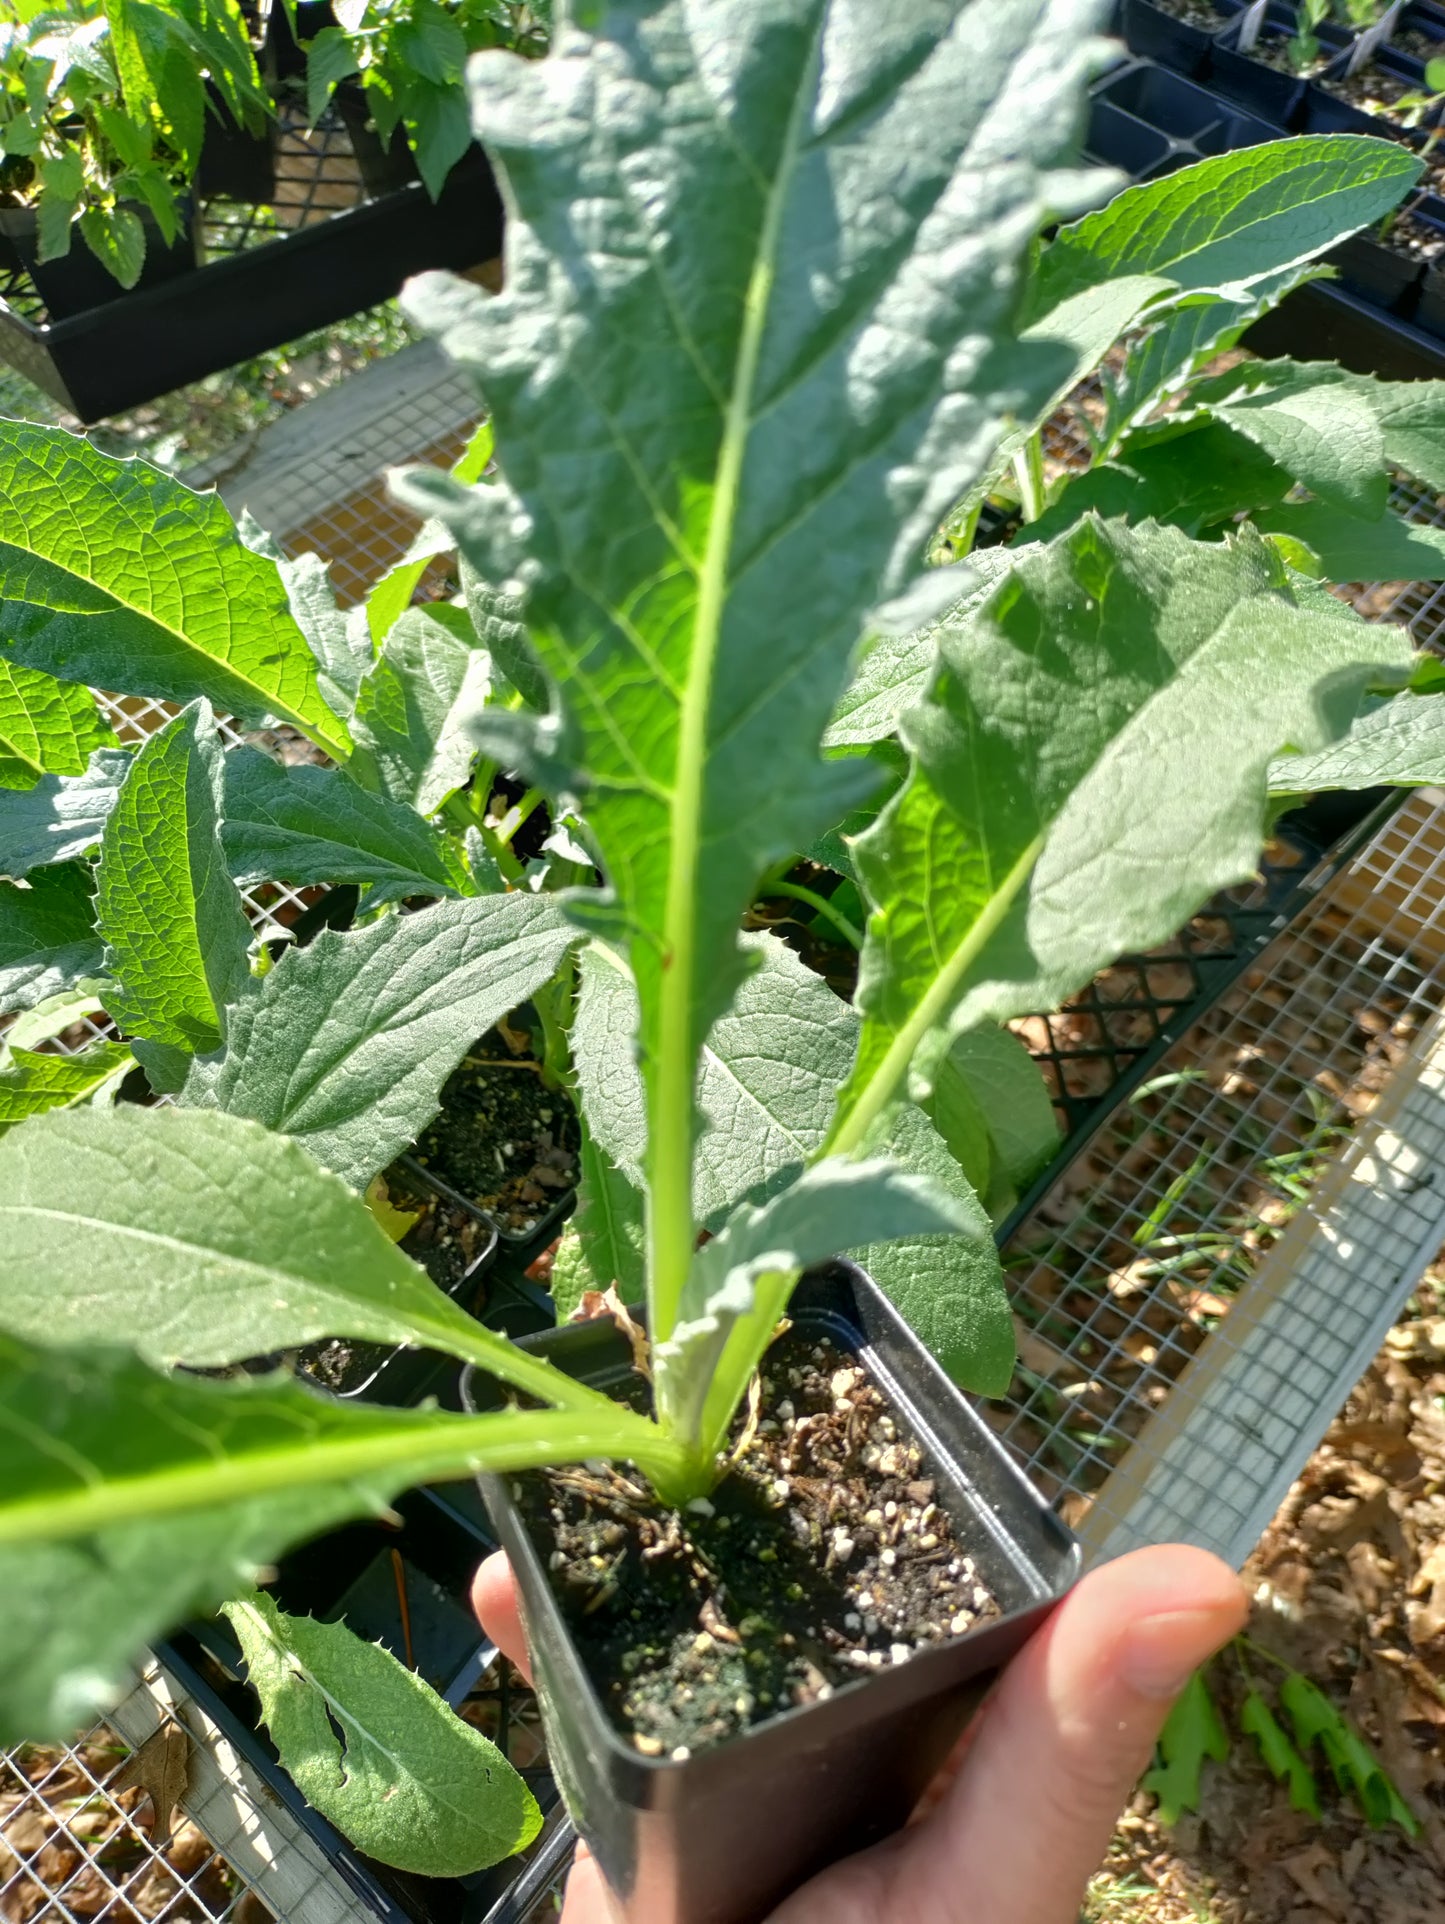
xmin=901 ymin=1544 xmax=1247 ymax=1923
xmin=559 ymin=1840 xmax=622 ymax=1924
xmin=470 ymin=1551 xmax=532 ymax=1683
xmin=776 ymin=1544 xmax=1246 ymax=1924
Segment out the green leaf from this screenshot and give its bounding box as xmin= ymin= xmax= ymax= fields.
xmin=181 ymin=893 xmax=576 ymax=1189
xmin=398 ymin=0 xmax=1111 ymax=1346
xmin=825 ymin=553 xmax=1014 ymax=751
xmin=1031 ymin=136 xmax=1421 ymax=320
xmin=77 ymin=203 xmax=146 ymax=289
xmin=96 ymin=703 xmax=251 ymax=1089
xmin=663 ymin=1154 xmax=975 ymax=1453
xmin=1193 ymin=378 xmax=1387 ymax=519
xmin=828 ymin=518 xmax=1413 ymax=1155
xmin=1280 ymin=1673 xmax=1420 ymax=1835
xmin=1239 ymin=1687 xmax=1321 ymax=1818
xmin=572 ymin=932 xmax=1008 ymax=1385
xmin=572 ymin=933 xmax=859 ymax=1229
xmin=1253 ymin=500 xmax=1445 ymax=581
xmin=1271 ymin=691 xmax=1445 ymax=792
xmin=457 ymin=558 xmax=546 ymax=710
xmin=1094 ymin=265 xmax=1329 ymax=461
xmin=1141 ymin=1669 xmax=1229 ymax=1825
xmin=853 ymin=1099 xmax=1012 ymax=1395
xmin=0 ymin=1104 xmax=646 ymax=1440
xmin=946 ymin=1023 xmax=1059 ymax=1191
xmin=304 ymin=23 xmax=360 ymax=125
xmin=221 ymin=748 xmax=474 ymax=904
xmin=1192 ymin=379 xmax=1385 ymax=519
xmin=1025 ymin=417 xmax=1295 ymax=544
xmin=0 ymin=1332 xmax=656 ymax=1741
xmin=367 ymin=422 xmax=494 ymax=646
xmin=0 ymin=1041 xmax=134 ymax=1136
xmin=1188 ymin=358 xmax=1445 ymax=495
xmin=0 ymin=747 xmax=130 ymax=878
xmin=392 ymin=0 xmax=467 ymax=84
xmin=222 ymin=1593 xmax=540 ymax=1877
xmin=0 ymin=423 xmax=349 ymax=758
xmin=4 ymin=986 xmax=109 ymax=1051
xmin=550 ymin=1123 xmax=646 ymax=1320
xmin=0 ymin=863 xmax=104 ymax=1015
xmin=404 ymin=74 xmax=472 ymax=200
xmin=348 ymin=607 xmax=489 ymax=814
xmin=238 ymin=516 xmax=372 ymax=721
xmin=0 ymin=659 xmax=115 ymax=791
xmin=917 ymin=1045 xmax=991 ymax=1198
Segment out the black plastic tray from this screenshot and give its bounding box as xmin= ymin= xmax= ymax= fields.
xmin=0 ymin=143 xmax=502 ymax=423
xmin=155 ymin=1482 xmax=577 ymax=1924
xmin=1100 ymin=7 xmax=1445 ymax=377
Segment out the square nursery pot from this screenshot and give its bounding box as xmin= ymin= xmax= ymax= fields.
xmin=0 ymin=198 xmax=199 ymax=320
xmin=1208 ymin=5 xmax=1349 ymax=124
xmin=463 ymin=1263 xmax=1080 ymax=1924
xmin=335 ymin=79 xmax=421 ymax=198
xmin=196 ymin=88 xmax=278 ymax=203
xmin=1113 ymin=0 xmax=1220 ymax=75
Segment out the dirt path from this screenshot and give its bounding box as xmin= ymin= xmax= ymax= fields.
xmin=1090 ymin=1273 xmax=1445 ymax=1922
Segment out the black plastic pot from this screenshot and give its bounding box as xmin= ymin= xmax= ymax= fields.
xmin=1404 ymin=195 xmax=1445 ymax=336
xmin=1329 ymin=228 xmax=1426 ymax=311
xmin=464 ymin=1264 xmax=1080 ymax=1924
xmin=158 ymin=1481 xmax=573 ymax=1924
xmin=1086 ymin=96 xmax=1182 ymax=175
xmin=335 ymin=79 xmax=420 ymax=198
xmin=1209 ymin=8 xmax=1327 ymax=124
xmin=1112 ymin=0 xmax=1218 ymax=76
xmin=0 ymin=143 xmax=504 ymax=424
xmin=196 ymin=89 xmax=278 ymax=203
xmin=1 ymin=198 xmax=199 ymax=320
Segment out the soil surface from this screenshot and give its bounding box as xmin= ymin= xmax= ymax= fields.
xmin=411 ymin=1023 xmax=579 ymax=1237
xmin=299 ymin=1166 xmax=491 ymax=1394
xmin=1324 ymin=59 xmax=1420 ymax=115
xmin=1090 ymin=1268 xmax=1445 ymax=1922
xmin=1382 ymin=200 xmax=1445 ymax=264
xmin=1149 ymin=0 xmax=1229 ymax=26
xmin=516 ymin=1330 xmax=998 ymax=1758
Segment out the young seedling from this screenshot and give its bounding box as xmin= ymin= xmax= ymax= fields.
xmin=0 ymin=0 xmax=1441 ymax=1877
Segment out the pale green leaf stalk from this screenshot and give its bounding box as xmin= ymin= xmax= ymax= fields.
xmin=395 ymin=0 xmax=1113 ymax=1431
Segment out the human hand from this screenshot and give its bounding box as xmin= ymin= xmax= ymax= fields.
xmin=472 ymin=1541 xmax=1246 ymax=1924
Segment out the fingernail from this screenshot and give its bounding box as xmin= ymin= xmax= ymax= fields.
xmin=1119 ymin=1609 xmax=1225 ymax=1700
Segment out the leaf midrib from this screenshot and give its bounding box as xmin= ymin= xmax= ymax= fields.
xmin=0 ymin=1200 xmax=595 ymax=1408
xmin=227 ymin=1599 xmax=512 ymax=1834
xmin=649 ymin=10 xmax=826 ymax=1338
xmin=0 ymin=532 xmax=348 ymax=759
xmin=0 ymin=1406 xmax=664 ymax=1545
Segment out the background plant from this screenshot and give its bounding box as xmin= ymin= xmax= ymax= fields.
xmin=0 ymin=0 xmax=269 ymax=286
xmin=301 ymin=0 xmax=550 ymax=199
xmin=0 ymin=0 xmax=1442 ymax=1868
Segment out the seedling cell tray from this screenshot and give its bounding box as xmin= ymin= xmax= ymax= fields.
xmin=1099 ymin=11 xmax=1445 ymax=379
xmin=156 ymin=1483 xmax=571 ymax=1924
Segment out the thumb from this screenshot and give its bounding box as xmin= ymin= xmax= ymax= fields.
xmin=778 ymin=1544 xmax=1247 ymax=1924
